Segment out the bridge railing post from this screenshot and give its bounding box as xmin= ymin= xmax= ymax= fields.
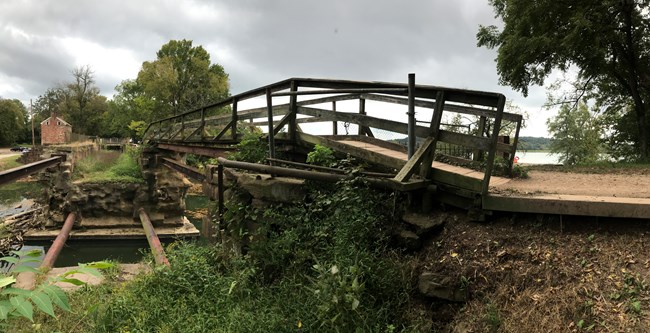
xmin=288 ymin=81 xmax=298 ymax=143
xmin=332 ymin=101 xmax=338 ymax=135
xmin=266 ymin=88 xmax=276 ymax=162
xmin=407 ymin=73 xmax=416 ymax=159
xmin=231 ymin=98 xmax=238 ymax=141
xmin=200 ymin=107 xmax=205 ymax=140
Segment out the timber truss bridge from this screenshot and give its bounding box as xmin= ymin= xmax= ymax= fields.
xmin=142 ymin=74 xmax=650 ymax=220
xmin=143 ymin=74 xmax=520 ymax=218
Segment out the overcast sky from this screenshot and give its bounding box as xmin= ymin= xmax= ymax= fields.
xmin=0 ymin=0 xmax=555 ymax=137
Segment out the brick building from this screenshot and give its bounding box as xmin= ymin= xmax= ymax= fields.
xmin=40 ymin=112 xmax=72 ymax=145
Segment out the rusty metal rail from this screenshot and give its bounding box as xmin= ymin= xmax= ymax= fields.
xmin=0 ymin=156 xmax=63 ymax=186
xmin=161 ymin=157 xmax=205 ymax=182
xmin=138 ymin=208 xmax=171 ymax=267
xmin=40 ymin=212 xmax=76 ymax=270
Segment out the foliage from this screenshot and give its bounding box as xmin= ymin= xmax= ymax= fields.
xmin=24 ymin=178 xmax=416 ymax=332
xmin=306 ymin=144 xmax=336 ymax=167
xmin=137 ymin=39 xmax=230 ymax=119
xmin=74 ymin=151 xmax=143 ymax=183
xmin=227 ymin=130 xmax=268 ymax=163
xmin=127 ymin=120 xmax=147 ymax=140
xmin=547 ymin=102 xmax=603 ymax=165
xmin=0 ymin=249 xmax=112 ymax=328
xmin=0 ymin=99 xmax=28 ymax=146
xmin=477 ymin=0 xmax=650 ymax=160
xmin=518 ymin=137 xmax=551 ymax=151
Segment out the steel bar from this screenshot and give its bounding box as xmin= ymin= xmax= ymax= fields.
xmin=0 ymin=156 xmax=63 ymax=186
xmin=161 ymin=157 xmax=205 ymax=182
xmin=41 ymin=212 xmax=76 ymax=270
xmin=138 ymin=208 xmax=170 ymax=267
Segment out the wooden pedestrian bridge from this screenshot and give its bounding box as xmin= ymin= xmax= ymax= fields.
xmin=141 ymin=74 xmax=650 ymax=220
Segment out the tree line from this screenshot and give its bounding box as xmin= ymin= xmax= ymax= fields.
xmin=0 ymin=39 xmax=229 ymax=146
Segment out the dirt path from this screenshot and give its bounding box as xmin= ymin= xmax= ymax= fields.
xmin=492 ymin=170 xmax=650 ymax=198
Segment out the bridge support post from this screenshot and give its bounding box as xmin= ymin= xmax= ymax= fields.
xmin=332 ymin=101 xmax=338 ymax=135
xmin=266 ymin=88 xmax=276 ymax=161
xmin=407 ymin=73 xmax=416 ymax=159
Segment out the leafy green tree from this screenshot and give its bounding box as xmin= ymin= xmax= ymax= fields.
xmin=137 ymin=39 xmax=230 ymax=118
xmin=547 ymin=102 xmax=602 ymax=165
xmin=0 ymin=99 xmax=27 ymax=146
xmin=477 ymin=0 xmax=650 ymax=161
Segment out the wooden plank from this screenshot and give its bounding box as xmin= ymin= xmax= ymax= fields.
xmin=296 ymin=94 xmax=360 ymax=106
xmin=360 ymin=93 xmax=522 ymax=122
xmin=273 ymin=88 xmax=407 ymax=96
xmin=483 ymin=194 xmax=650 ymax=219
xmin=297 ymin=133 xmax=405 ymax=170
xmin=324 ymin=135 xmax=407 ymax=153
xmin=297 ymin=106 xmax=410 ymax=135
xmin=393 ymin=137 xmax=436 ymax=182
xmin=419 ymin=91 xmax=445 ymax=179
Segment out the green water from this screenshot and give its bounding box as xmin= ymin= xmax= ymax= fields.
xmin=0 ymin=181 xmax=43 ymax=208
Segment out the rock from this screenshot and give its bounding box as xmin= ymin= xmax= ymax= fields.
xmin=394 ymin=229 xmax=421 ymax=251
xmin=418 ymin=272 xmax=468 ymax=302
xmin=402 ymin=212 xmax=446 ymax=235
xmin=236 ymin=173 xmax=305 ymax=203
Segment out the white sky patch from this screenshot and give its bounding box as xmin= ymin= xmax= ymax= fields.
xmin=60 ymin=37 xmax=142 ymax=96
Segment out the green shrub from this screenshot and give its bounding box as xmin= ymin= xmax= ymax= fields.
xmin=228 ymin=130 xmax=268 ymax=163
xmin=307 ymin=144 xmax=336 ymax=167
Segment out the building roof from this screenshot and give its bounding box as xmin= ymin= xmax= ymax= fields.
xmin=40 ymin=116 xmax=71 ymax=127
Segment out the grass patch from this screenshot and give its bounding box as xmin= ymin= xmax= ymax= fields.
xmin=74 ymin=151 xmax=143 ymax=184
xmin=0 ymin=155 xmax=21 ymax=172
xmin=0 ymin=181 xmax=43 ymax=206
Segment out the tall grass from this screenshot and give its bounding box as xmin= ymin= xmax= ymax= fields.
xmin=74 ymin=151 xmax=143 ymax=183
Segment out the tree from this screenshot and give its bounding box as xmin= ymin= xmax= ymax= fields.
xmin=477 ymin=0 xmax=650 ymax=160
xmin=62 ymin=66 xmax=105 ymax=134
xmin=136 ymin=39 xmax=230 ymax=119
xmin=0 ymin=99 xmax=28 ymax=146
xmin=547 ymin=102 xmax=602 ymax=165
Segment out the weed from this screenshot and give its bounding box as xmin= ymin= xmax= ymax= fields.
xmin=484 ymin=302 xmax=502 ymax=332
xmin=306 ymin=144 xmax=336 ymax=167
xmin=227 ymin=129 xmax=268 ymax=163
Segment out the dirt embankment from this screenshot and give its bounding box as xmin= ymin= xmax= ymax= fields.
xmin=415 ymin=211 xmax=650 ymax=332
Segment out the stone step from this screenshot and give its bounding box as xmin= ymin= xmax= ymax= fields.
xmin=401 ymin=212 xmax=447 ymax=235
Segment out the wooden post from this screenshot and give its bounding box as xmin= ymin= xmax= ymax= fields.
xmin=358 ymin=98 xmax=366 ymax=135
xmin=288 ymin=81 xmax=298 ymax=143
xmin=481 ymin=95 xmax=506 ymax=196
xmin=266 ymin=88 xmax=276 ymax=161
xmin=418 ymin=91 xmax=445 ymax=179
xmin=180 ymin=114 xmax=185 ymax=141
xmin=200 ymin=108 xmax=206 ymax=140
xmin=407 ymin=73 xmax=416 ymax=159
xmin=41 ymin=212 xmax=76 ymax=270
xmin=509 ymin=117 xmax=522 ymax=176
xmin=217 ymin=164 xmax=224 ymax=221
xmin=231 ymin=98 xmax=238 ymax=140
xmin=332 ymin=101 xmax=338 ymax=135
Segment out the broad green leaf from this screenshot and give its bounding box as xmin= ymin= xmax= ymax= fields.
xmin=0 ymin=257 xmax=19 ymax=264
xmin=82 ymin=261 xmax=114 ymax=270
xmin=75 ymin=266 xmax=102 ymax=277
xmin=30 ymin=291 xmax=55 ymax=318
xmin=11 ymin=266 xmax=40 ymax=274
xmin=22 ymin=249 xmax=43 ymax=258
xmin=42 ymin=285 xmax=70 ymax=312
xmin=0 ymin=276 xmax=16 ymax=289
xmin=59 ymin=278 xmax=85 ymax=286
xmin=2 ymin=287 xmax=31 ymax=296
xmin=19 ymin=258 xmax=42 ymax=264
xmin=0 ymin=300 xmax=11 ymax=320
xmin=351 ymin=298 xmax=360 ymax=310
xmin=9 ymin=296 xmax=33 ymax=321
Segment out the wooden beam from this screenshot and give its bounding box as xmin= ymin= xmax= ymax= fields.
xmin=295 ymin=94 xmax=360 ymax=106
xmin=212 ymin=120 xmax=234 ymax=141
xmin=419 ymin=91 xmax=445 ymax=179
xmin=393 ymin=137 xmax=436 ymax=182
xmin=481 ymin=95 xmax=506 ymax=196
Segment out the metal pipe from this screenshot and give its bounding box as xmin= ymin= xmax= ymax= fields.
xmin=217 ymin=157 xmax=407 ymax=190
xmin=266 ymin=157 xmax=396 ymax=178
xmin=407 ymin=73 xmax=416 ymax=159
xmin=138 ymin=208 xmax=170 ymax=267
xmin=0 ymin=156 xmax=63 ymax=186
xmin=41 ymin=212 xmax=76 ymax=270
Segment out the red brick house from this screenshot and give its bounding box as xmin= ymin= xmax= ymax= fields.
xmin=40 ymin=112 xmax=72 ymax=145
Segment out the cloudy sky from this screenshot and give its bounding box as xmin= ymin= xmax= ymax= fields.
xmin=0 ymin=0 xmax=555 ymax=136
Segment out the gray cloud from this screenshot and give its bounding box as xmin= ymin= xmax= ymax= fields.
xmin=0 ymin=0 xmax=552 ymax=135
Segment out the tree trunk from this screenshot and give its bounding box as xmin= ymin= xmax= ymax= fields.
xmin=634 ymin=102 xmax=649 ymax=161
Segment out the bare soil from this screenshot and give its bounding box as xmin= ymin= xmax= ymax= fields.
xmin=493 ymin=169 xmax=650 ymax=199
xmin=415 ymin=210 xmax=650 ymax=332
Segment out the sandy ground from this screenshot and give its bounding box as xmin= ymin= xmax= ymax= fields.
xmin=492 ymin=170 xmax=650 ymax=198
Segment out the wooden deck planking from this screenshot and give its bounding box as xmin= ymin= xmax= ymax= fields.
xmin=484 ymin=194 xmax=650 ymax=219
xmin=337 ymin=139 xmax=510 ymax=186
